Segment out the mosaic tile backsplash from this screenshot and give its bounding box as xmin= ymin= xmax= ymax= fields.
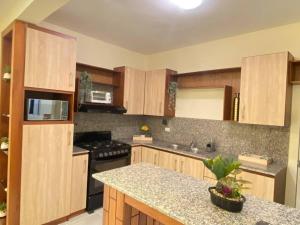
xmin=74 ymin=113 xmax=144 ymax=140
xmin=144 ymin=117 xmax=290 ymax=164
xmin=75 ymin=113 xmax=290 ymax=164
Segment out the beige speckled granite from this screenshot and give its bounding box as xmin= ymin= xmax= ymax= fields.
xmin=119 ymin=139 xmax=286 ymax=177
xmin=93 ymin=163 xmax=300 ymax=225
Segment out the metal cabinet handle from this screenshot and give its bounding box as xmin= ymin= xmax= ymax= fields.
xmin=174 ymin=159 xmax=177 ymax=170
xmin=180 ymin=161 xmax=184 ymax=173
xmin=133 ymin=152 xmax=136 ymax=163
xmin=69 ymin=72 xmax=74 ymax=87
xmin=159 ymin=102 xmax=162 ymax=114
xmin=67 ymin=131 xmax=72 ymax=146
xmin=83 ymin=159 xmax=87 ymax=173
xmin=154 ymin=154 xmax=158 ymax=165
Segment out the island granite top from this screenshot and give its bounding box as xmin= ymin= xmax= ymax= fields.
xmin=93 ymin=163 xmax=300 ymax=225
xmin=119 ymin=139 xmax=286 ymax=177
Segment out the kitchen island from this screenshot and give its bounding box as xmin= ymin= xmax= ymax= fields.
xmin=93 ymin=163 xmax=300 ymax=225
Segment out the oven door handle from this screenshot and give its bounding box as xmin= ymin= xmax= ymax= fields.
xmin=91 ymin=154 xmax=131 ymax=164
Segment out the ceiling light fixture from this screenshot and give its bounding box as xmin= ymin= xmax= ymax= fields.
xmin=169 ymin=0 xmax=203 ymax=10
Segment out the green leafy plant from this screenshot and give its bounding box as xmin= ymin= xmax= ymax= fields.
xmin=3 ymin=65 xmax=11 ymax=74
xmin=0 ymin=137 xmax=8 ymax=144
xmin=168 ymin=81 xmax=177 ymax=111
xmin=203 ymin=155 xmax=249 ymax=199
xmin=79 ymin=71 xmax=92 ymax=103
xmin=0 ymin=202 xmax=6 ymax=212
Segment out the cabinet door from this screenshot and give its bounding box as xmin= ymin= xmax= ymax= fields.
xmin=20 ymin=124 xmax=73 ymax=225
xmin=237 ymin=171 xmax=275 ymax=202
xmin=70 ymin=154 xmax=88 ymax=214
xmin=141 ymin=147 xmax=159 ymax=166
xmin=124 ymin=68 xmax=146 ymax=115
xmin=25 ymin=27 xmax=77 ymax=91
xmin=131 ymin=146 xmax=142 ymax=164
xmin=144 ymin=70 xmax=167 ymax=116
xmin=177 ymin=155 xmax=204 ymax=180
xmin=158 ymin=151 xmax=177 ymax=171
xmin=239 ymin=52 xmax=292 ymax=126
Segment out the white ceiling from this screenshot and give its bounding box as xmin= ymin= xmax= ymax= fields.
xmin=45 ymin=0 xmax=300 ymax=54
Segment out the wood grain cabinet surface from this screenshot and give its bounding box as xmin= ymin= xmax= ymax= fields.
xmin=144 ymin=70 xmax=167 ymax=116
xmin=24 ymin=27 xmax=77 ymax=92
xmin=20 ymin=124 xmax=73 ymax=225
xmin=70 ymin=154 xmax=88 ymax=214
xmin=131 ymin=146 xmax=142 ymax=164
xmin=141 ymin=147 xmax=160 ymax=166
xmin=239 ymin=52 xmax=293 ymax=126
xmin=123 ymin=67 xmax=146 ymax=115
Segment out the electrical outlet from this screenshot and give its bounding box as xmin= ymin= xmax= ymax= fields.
xmin=165 ymin=127 xmax=171 ymax=132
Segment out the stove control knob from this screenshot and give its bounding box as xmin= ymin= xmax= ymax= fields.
xmin=117 ymin=150 xmax=121 ymax=154
xmin=99 ymin=153 xmax=104 ymax=158
xmin=124 ymin=149 xmax=128 ymax=153
xmin=104 ymin=152 xmax=108 ymax=157
xmin=120 ymin=150 xmax=124 ymax=153
xmin=112 ymin=151 xmax=117 ymax=155
xmin=108 ymin=152 xmax=113 ymax=156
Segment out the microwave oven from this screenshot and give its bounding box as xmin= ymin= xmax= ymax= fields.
xmin=90 ymin=91 xmax=112 ymax=104
xmin=26 ymin=98 xmax=69 ymax=121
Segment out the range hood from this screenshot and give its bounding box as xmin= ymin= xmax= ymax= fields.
xmin=78 ymin=103 xmax=127 ymax=114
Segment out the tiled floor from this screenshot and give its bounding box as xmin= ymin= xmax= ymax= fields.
xmin=60 ymin=209 xmax=103 ymax=225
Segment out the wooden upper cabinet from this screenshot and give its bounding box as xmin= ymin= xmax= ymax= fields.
xmin=123 ymin=67 xmax=146 ymax=115
xmin=20 ymin=124 xmax=73 ymax=225
xmin=24 ymin=27 xmax=77 ymax=92
xmin=239 ymin=52 xmax=293 ymax=126
xmin=144 ymin=69 xmax=177 ymax=117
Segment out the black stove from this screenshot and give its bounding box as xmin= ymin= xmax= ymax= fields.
xmin=77 ymin=140 xmax=130 ymax=160
xmin=74 ymin=131 xmax=131 ymax=213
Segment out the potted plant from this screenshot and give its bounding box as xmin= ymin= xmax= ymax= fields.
xmin=203 ymin=155 xmax=248 ymax=212
xmin=0 ymin=202 xmax=6 ymax=218
xmin=2 ymin=65 xmax=11 ymax=80
xmin=140 ymin=124 xmax=151 ymax=136
xmin=0 ymin=137 xmax=8 ymax=150
xmin=79 ymin=71 xmax=92 ymax=103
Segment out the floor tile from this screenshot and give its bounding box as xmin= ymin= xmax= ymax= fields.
xmin=60 ymin=209 xmax=103 ymax=225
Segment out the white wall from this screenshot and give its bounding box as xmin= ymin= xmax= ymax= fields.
xmin=40 ymin=22 xmax=148 ymax=71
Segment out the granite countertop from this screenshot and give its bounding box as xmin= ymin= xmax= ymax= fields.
xmin=93 ymin=163 xmax=300 ymax=225
xmin=73 ymin=146 xmax=89 ymax=156
xmin=119 ymin=139 xmax=286 ymax=177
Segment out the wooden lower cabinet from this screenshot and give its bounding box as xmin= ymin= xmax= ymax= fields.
xmin=131 ymin=147 xmax=142 ymax=164
xmin=203 ymin=167 xmax=285 ymax=203
xmin=141 ymin=147 xmax=204 ymax=180
xmin=20 ymin=124 xmax=73 ymax=225
xmin=141 ymin=147 xmax=160 ymax=166
xmin=176 ymin=155 xmax=204 ymax=180
xmin=237 ymin=171 xmax=275 ymax=202
xmin=158 ymin=151 xmax=203 ymax=179
xmin=70 ymin=154 xmax=88 ymax=214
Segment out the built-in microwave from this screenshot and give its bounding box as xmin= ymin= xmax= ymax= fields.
xmin=90 ymin=91 xmax=112 ymax=104
xmin=26 ymin=98 xmax=69 ymax=121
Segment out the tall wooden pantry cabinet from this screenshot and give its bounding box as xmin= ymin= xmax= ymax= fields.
xmin=0 ymin=21 xmax=76 ymax=225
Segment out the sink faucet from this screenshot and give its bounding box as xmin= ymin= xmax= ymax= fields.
xmin=190 ymin=141 xmax=198 ymax=150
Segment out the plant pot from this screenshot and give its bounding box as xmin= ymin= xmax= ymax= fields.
xmin=0 ymin=142 xmax=8 ymax=150
xmin=0 ymin=210 xmax=6 ymax=218
xmin=208 ymin=187 xmax=246 ymax=212
xmin=2 ymin=73 xmax=11 ymax=80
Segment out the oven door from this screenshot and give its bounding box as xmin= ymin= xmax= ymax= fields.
xmin=89 ymin=154 xmax=130 ymax=195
